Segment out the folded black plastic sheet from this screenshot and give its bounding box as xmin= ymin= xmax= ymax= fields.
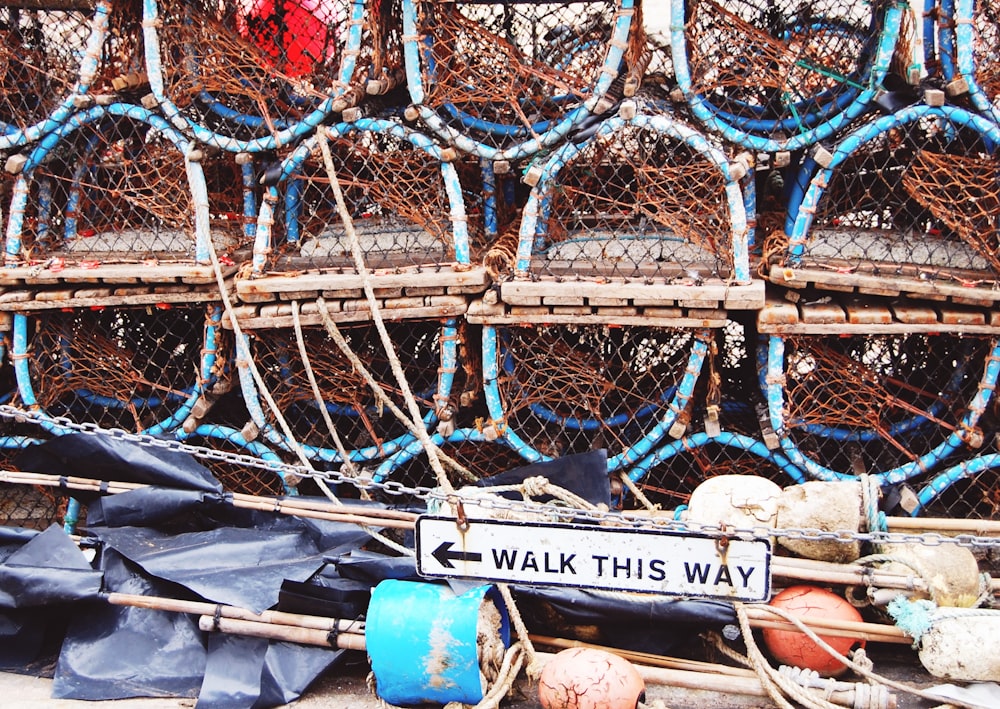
xmin=16 ymin=432 xmax=223 ymax=497
xmin=514 ymin=586 xmax=738 ymax=655
xmin=476 ymin=449 xmax=611 ymax=507
xmin=0 ymin=525 xmax=100 ymax=671
xmin=85 ymin=486 xmax=224 ymax=528
xmin=0 ymin=524 xmax=102 ymax=608
xmin=53 ymin=547 xmax=207 ymax=700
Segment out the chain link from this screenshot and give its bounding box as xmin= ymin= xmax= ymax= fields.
xmin=4 ymin=404 xmax=1000 ymax=550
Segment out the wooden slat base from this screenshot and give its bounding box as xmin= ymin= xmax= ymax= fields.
xmin=499 ymin=278 xmax=765 ymax=311
xmin=223 ymin=294 xmax=469 ymax=330
xmin=236 ymin=265 xmax=490 ymax=303
xmin=759 ymin=292 xmax=1000 ymax=334
xmin=468 ymin=299 xmax=728 ymax=328
xmin=769 ymin=264 xmax=1000 ymax=307
xmin=0 ymin=262 xmax=232 ymax=286
xmin=0 ymin=283 xmax=226 ymax=311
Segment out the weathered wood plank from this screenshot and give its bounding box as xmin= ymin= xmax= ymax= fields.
xmin=757 ymin=298 xmax=800 ymax=326
xmin=799 ymin=302 xmax=846 ymax=324
xmin=844 ymin=298 xmax=892 ymax=325
xmin=236 ymin=265 xmax=489 ymax=298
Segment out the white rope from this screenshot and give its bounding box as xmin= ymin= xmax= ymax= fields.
xmin=314 ymin=128 xmax=453 ymax=492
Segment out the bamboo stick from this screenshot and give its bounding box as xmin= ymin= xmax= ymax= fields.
xmin=740 ymin=606 xmax=912 ymax=644
xmin=104 ymin=592 xmax=365 ymax=635
xmin=198 ymin=615 xmax=366 ymax=650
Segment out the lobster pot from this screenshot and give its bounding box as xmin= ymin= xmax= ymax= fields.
xmin=176 ymin=424 xmax=297 ymax=496
xmin=202 ymin=151 xmax=265 ymax=258
xmin=482 ymin=323 xmax=713 ymax=472
xmin=249 ymin=119 xmax=473 ymax=277
xmin=0 ymin=0 xmax=143 ymax=151
xmin=762 ymin=332 xmax=1000 ymax=485
xmin=402 ymin=0 xmax=646 ymax=159
xmin=11 ymin=303 xmax=224 ymax=437
xmin=670 ymin=0 xmax=903 ymax=152
xmin=142 ymin=0 xmax=390 ymax=152
xmin=510 ymin=110 xmax=751 ymax=285
xmin=770 ymin=105 xmax=1000 ymax=302
xmin=237 ymin=317 xmax=457 ymax=465
xmin=953 ymin=0 xmax=1000 ymax=124
xmin=2 ymin=105 xmax=227 ymax=279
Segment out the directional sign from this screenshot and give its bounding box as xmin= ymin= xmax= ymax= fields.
xmin=416 ymin=516 xmax=771 ymax=602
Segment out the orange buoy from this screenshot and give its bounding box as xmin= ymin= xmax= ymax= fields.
xmin=538 ymin=647 xmax=646 ymax=709
xmin=761 ymin=585 xmax=865 ymax=677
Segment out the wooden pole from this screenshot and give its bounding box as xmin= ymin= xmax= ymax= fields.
xmin=198 ymin=615 xmax=366 ymax=651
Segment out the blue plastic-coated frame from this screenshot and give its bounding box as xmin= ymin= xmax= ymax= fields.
xmin=237 ymin=317 xmax=460 ymax=466
xmin=11 ymin=304 xmax=223 ymax=438
xmin=670 ymin=0 xmax=905 ymax=153
xmin=401 ymin=0 xmax=636 ymax=160
xmin=783 ymin=103 xmax=1000 ymax=272
xmin=764 ymin=333 xmax=1000 ymax=485
xmin=626 ymin=430 xmax=808 ymax=488
xmin=251 ymin=118 xmax=470 ymax=276
xmin=371 ymin=428 xmax=521 ymax=484
xmin=911 ymin=452 xmax=1000 ymax=515
xmin=955 ymin=0 xmax=1000 ymax=125
xmin=515 ymin=111 xmax=751 ymax=283
xmin=142 ymin=0 xmax=365 ymax=152
xmin=0 ymin=1 xmax=113 ymax=151
xmin=481 ymin=325 xmax=712 ymax=472
xmin=4 ymin=103 xmax=214 ymax=267
xmin=176 ymin=423 xmax=298 ymax=495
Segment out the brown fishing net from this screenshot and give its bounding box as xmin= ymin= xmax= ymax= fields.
xmin=16 ymin=115 xmax=202 ymax=262
xmin=263 ymin=131 xmax=463 ymax=272
xmin=24 ymin=304 xmax=215 ymax=432
xmin=780 ymin=333 xmax=994 ymax=474
xmin=247 ymin=320 xmax=444 ymax=460
xmin=414 ymin=0 xmax=639 ymax=146
xmin=494 ymin=324 xmax=699 ymax=459
xmin=973 ymin=1 xmax=1000 ymax=109
xmin=535 ymin=121 xmax=735 ymax=279
xmin=683 ymin=0 xmax=881 ymax=124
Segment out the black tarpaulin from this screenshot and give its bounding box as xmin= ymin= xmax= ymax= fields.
xmin=16 ymin=432 xmax=223 ymax=496
xmin=0 ymin=524 xmax=102 ymax=609
xmin=476 ymin=449 xmax=612 ymax=507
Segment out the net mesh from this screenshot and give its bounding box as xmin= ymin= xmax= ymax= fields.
xmin=973 ymin=0 xmax=1000 ymax=111
xmin=153 ymin=0 xmax=393 ymax=140
xmin=529 ymin=119 xmax=735 ymax=280
xmin=414 ymin=0 xmax=640 ymax=147
xmin=494 ymin=324 xmax=698 ymax=460
xmin=262 ymin=131 xmax=465 ymax=273
xmin=683 ymin=0 xmax=883 ymax=127
xmin=778 ymin=333 xmax=994 ymax=476
xmin=770 ymin=114 xmax=1000 ymax=285
xmin=247 ymin=320 xmax=443 ymax=460
xmin=13 ymin=115 xmax=218 ymax=263
xmin=22 ymin=305 xmax=214 ymax=433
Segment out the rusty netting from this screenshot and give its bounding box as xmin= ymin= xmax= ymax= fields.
xmin=22 ymin=305 xmax=214 ymax=433
xmin=901 ymin=149 xmax=1000 ymax=274
xmin=683 ymin=0 xmax=884 ymax=125
xmin=202 ymin=152 xmax=260 ymax=256
xmin=973 ymin=0 xmax=1000 ymax=110
xmin=247 ymin=320 xmax=443 ymax=461
xmin=267 ymin=132 xmax=463 ymax=272
xmin=494 ymin=324 xmax=698 ymax=460
xmin=779 ymin=333 xmax=994 ymax=477
xmin=771 ymin=114 xmax=1000 ymax=285
xmin=0 ymin=0 xmax=144 ymax=141
xmin=537 ymin=120 xmax=735 ymax=280
xmin=180 ymin=427 xmax=293 ymax=498
xmin=153 ymin=0 xmax=385 ymax=141
xmin=15 ymin=115 xmax=200 ymax=263
xmin=414 ymin=0 xmax=638 ymax=145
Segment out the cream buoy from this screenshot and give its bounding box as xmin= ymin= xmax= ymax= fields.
xmin=538 ymin=647 xmax=645 ymax=709
xmin=775 ymin=481 xmax=863 ymax=563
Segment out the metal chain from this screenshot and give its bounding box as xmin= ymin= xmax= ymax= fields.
xmin=4 ymin=403 xmax=1000 ymax=550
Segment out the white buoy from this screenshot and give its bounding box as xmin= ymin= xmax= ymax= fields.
xmin=775 ymin=481 xmax=863 ymax=563
xmin=918 ymin=612 xmax=1000 ymax=681
xmin=881 ymin=543 xmax=983 ymax=608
